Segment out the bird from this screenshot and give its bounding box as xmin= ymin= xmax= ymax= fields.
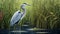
xmin=10 ymin=3 xmax=30 ymax=26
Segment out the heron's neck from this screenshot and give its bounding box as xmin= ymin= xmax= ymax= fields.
xmin=22 ymin=8 xmax=26 ymax=14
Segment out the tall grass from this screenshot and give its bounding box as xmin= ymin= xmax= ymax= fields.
xmin=29 ymin=0 xmax=60 ymax=29
xmin=0 ymin=0 xmax=60 ymax=29
xmin=0 ymin=0 xmax=20 ymax=29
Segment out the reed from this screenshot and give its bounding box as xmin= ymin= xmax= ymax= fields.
xmin=0 ymin=0 xmax=20 ymax=29
xmin=0 ymin=0 xmax=60 ymax=29
xmin=30 ymin=0 xmax=60 ymax=29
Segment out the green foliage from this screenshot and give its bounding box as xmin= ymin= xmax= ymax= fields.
xmin=0 ymin=0 xmax=60 ymax=29
xmin=30 ymin=0 xmax=60 ymax=29
xmin=0 ymin=0 xmax=20 ymax=29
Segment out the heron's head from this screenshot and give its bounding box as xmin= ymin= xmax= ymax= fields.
xmin=23 ymin=3 xmax=31 ymax=6
xmin=21 ymin=3 xmax=30 ymax=10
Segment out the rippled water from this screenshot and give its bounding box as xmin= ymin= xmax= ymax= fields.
xmin=0 ymin=29 xmax=60 ymax=34
xmin=0 ymin=22 xmax=60 ymax=34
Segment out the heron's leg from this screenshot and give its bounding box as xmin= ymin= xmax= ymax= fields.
xmin=13 ymin=21 xmax=20 ymax=30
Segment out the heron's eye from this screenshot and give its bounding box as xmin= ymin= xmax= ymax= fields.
xmin=18 ymin=12 xmax=20 ymax=13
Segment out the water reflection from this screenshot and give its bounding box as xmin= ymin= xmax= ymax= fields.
xmin=0 ymin=29 xmax=59 ymax=34
xmin=11 ymin=30 xmax=27 ymax=33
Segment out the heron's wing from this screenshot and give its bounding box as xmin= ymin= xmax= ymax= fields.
xmin=10 ymin=10 xmax=22 ymax=26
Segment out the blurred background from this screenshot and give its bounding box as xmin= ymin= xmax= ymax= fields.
xmin=0 ymin=0 xmax=60 ymax=31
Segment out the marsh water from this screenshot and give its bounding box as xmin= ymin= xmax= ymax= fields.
xmin=0 ymin=22 xmax=59 ymax=34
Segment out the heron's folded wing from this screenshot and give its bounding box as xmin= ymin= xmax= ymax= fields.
xmin=10 ymin=11 xmax=21 ymax=26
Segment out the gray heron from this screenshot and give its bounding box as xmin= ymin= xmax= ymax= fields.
xmin=10 ymin=3 xmax=30 ymax=26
